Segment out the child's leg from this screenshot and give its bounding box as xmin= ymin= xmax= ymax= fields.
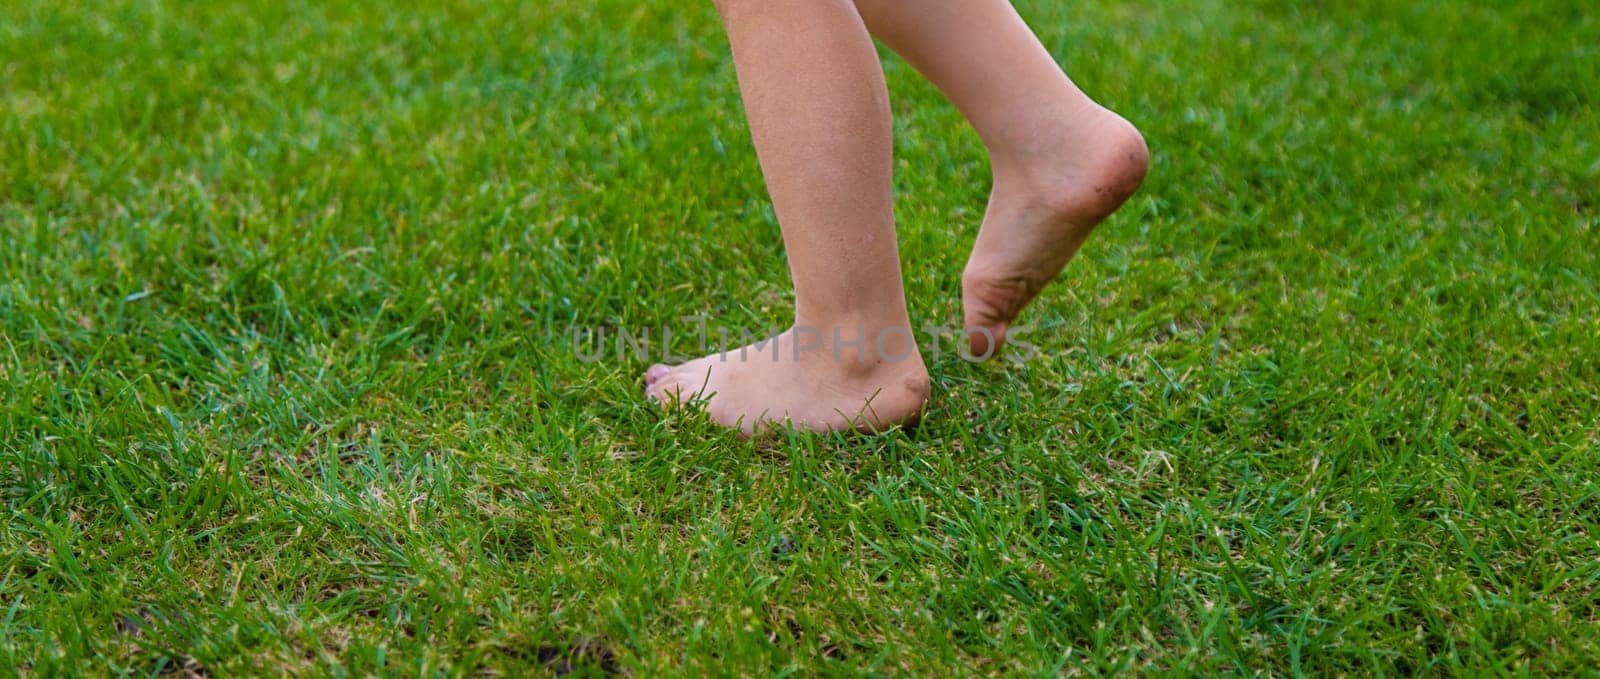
xmin=645 ymin=0 xmax=929 ymax=435
xmin=853 ymin=0 xmax=1150 ymax=358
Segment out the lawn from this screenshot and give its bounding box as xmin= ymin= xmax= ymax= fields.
xmin=3 ymin=0 xmax=1598 ymax=674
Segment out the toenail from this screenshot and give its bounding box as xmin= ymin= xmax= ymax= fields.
xmin=646 ymin=378 xmax=678 ymax=401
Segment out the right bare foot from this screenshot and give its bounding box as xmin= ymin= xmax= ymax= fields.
xmin=961 ymin=104 xmax=1149 ymax=358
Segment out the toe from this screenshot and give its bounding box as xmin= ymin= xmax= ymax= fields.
xmin=962 ymin=297 xmax=1013 ymax=361
xmin=646 ymin=373 xmax=685 ymax=407
xmin=962 ymin=274 xmax=1030 ymax=361
xmin=644 ymin=363 xmax=672 ymax=386
xmin=964 ymin=322 xmax=1008 ymax=361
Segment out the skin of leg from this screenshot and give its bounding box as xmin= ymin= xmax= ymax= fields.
xmin=645 ymin=0 xmax=929 ymax=435
xmin=853 ymin=0 xmax=1151 ymax=358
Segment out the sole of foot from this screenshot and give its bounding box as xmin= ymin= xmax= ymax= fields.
xmin=961 ymin=104 xmax=1149 ymax=358
xmin=643 ymin=326 xmax=930 ymax=436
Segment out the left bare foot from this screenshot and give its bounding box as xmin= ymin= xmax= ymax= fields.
xmin=644 ymin=325 xmax=930 ymax=436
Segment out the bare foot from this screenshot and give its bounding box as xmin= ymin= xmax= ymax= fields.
xmin=643 ymin=325 xmax=930 ymax=436
xmin=962 ymin=104 xmax=1149 ymax=358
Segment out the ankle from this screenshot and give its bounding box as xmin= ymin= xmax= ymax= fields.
xmin=784 ymin=322 xmax=923 ymax=377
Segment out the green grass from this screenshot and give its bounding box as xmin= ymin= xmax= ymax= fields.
xmin=3 ymin=0 xmax=1598 ymax=674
